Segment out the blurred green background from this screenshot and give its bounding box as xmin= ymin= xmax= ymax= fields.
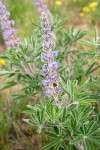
xmin=0 ymin=0 xmax=100 ymax=149
xmin=0 ymin=0 xmax=100 ymax=43
xmin=3 ymin=0 xmax=100 ymax=38
xmin=6 ymin=0 xmax=37 ymax=37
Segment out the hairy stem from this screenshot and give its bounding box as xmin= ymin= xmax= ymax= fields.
xmin=77 ymin=143 xmax=84 ymax=150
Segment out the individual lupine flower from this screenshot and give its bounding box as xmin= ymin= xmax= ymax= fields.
xmin=35 ymin=0 xmax=62 ymax=107
xmin=40 ymin=65 xmax=48 ymax=75
xmin=0 ymin=2 xmax=20 ymax=48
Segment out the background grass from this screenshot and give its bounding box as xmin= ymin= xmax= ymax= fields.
xmin=8 ymin=0 xmax=38 ymax=37
xmin=2 ymin=0 xmax=99 ymax=39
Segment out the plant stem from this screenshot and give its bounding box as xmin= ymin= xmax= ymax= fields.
xmin=77 ymin=143 xmax=84 ymax=150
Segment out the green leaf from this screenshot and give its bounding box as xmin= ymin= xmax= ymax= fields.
xmin=55 ymin=109 xmax=62 ymax=121
xmin=21 ymin=108 xmax=36 ymax=114
xmin=87 ymin=121 xmax=95 ymax=135
xmin=42 ymin=140 xmax=59 ymax=150
xmin=45 ymin=131 xmax=58 ymax=138
xmin=22 ymin=118 xmax=38 ymax=126
xmin=88 ymin=136 xmax=100 ymax=145
xmin=26 ymin=105 xmax=36 ymax=110
xmin=0 ymin=70 xmax=18 ymax=77
xmin=84 ymin=139 xmax=91 ymax=150
xmin=60 ymin=78 xmax=70 ymax=96
xmin=32 ymin=22 xmax=40 ymax=28
xmin=62 ymin=141 xmax=70 ymax=150
xmin=79 ymin=99 xmax=97 ymax=105
xmin=0 ymin=55 xmax=9 ymax=59
xmin=11 ymin=94 xmax=27 ymax=101
xmin=0 ymin=81 xmax=17 ymax=91
xmin=89 ymin=93 xmax=100 ymax=100
xmin=79 ymin=78 xmax=90 ymax=91
xmin=89 ymin=65 xmax=100 ymax=75
xmin=0 ymin=74 xmax=9 ymax=86
xmin=85 ymin=63 xmax=96 ymax=76
xmin=69 ymin=135 xmax=83 ymax=145
xmin=9 ymin=99 xmax=26 ymax=112
xmin=54 ymin=142 xmax=61 ymax=150
xmin=79 ymin=40 xmax=95 ymax=46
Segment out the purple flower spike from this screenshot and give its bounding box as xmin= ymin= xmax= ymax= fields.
xmin=0 ymin=2 xmax=21 ymax=48
xmin=35 ymin=0 xmax=49 ymax=13
xmin=35 ymin=0 xmax=62 ymax=106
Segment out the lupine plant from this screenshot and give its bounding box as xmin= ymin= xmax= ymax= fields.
xmin=0 ymin=0 xmax=100 ymax=150
xmin=0 ymin=1 xmax=20 ymax=48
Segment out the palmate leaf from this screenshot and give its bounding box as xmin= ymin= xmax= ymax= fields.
xmin=86 ymin=121 xmax=96 ymax=135
xmin=60 ymin=78 xmax=78 ymax=102
xmin=22 ymin=118 xmax=38 ymax=126
xmin=46 ymin=104 xmax=62 ymax=123
xmin=80 ymin=124 xmax=87 ymax=135
xmin=0 ymin=81 xmax=18 ymax=91
xmin=84 ymin=139 xmax=91 ymax=150
xmin=79 ymin=99 xmax=97 ymax=105
xmin=79 ymin=40 xmax=95 ymax=46
xmin=45 ymin=131 xmax=58 ymax=138
xmin=21 ymin=108 xmax=36 ymax=114
xmin=89 ymin=93 xmax=100 ymax=100
xmin=88 ymin=65 xmax=100 ymax=75
xmin=79 ymin=78 xmax=90 ymax=91
xmin=42 ymin=140 xmax=60 ymax=150
xmin=0 ymin=70 xmax=15 ymax=77
xmin=80 ymin=121 xmax=99 ymax=136
xmin=69 ymin=106 xmax=92 ymax=126
xmin=9 ymin=99 xmax=27 ymax=112
xmin=59 ymin=107 xmax=69 ymax=123
xmin=88 ymin=77 xmax=100 ymax=88
xmin=43 ymin=133 xmax=68 ymax=150
xmin=0 ymin=74 xmax=10 ymax=86
xmin=78 ymin=91 xmax=91 ymax=99
xmin=37 ymin=109 xmax=46 ymax=124
xmin=23 ymin=109 xmax=46 ymax=131
xmin=62 ymin=141 xmax=70 ymax=150
xmin=60 ymin=78 xmax=97 ymax=105
xmin=24 ymin=108 xmax=46 ymax=133
xmin=87 ymin=136 xmax=100 ymax=145
xmin=64 ymin=27 xmax=87 ymax=44
xmin=11 ymin=94 xmax=28 ymax=101
xmin=26 ymin=105 xmax=38 ymax=112
xmin=78 ymin=106 xmax=93 ymax=122
xmin=69 ymin=135 xmax=83 ymax=145
xmin=85 ymin=62 xmax=98 ymax=76
xmin=60 ymin=77 xmax=70 ymax=96
xmin=75 ymin=29 xmax=87 ymax=41
xmin=54 ymin=142 xmax=61 ymax=150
